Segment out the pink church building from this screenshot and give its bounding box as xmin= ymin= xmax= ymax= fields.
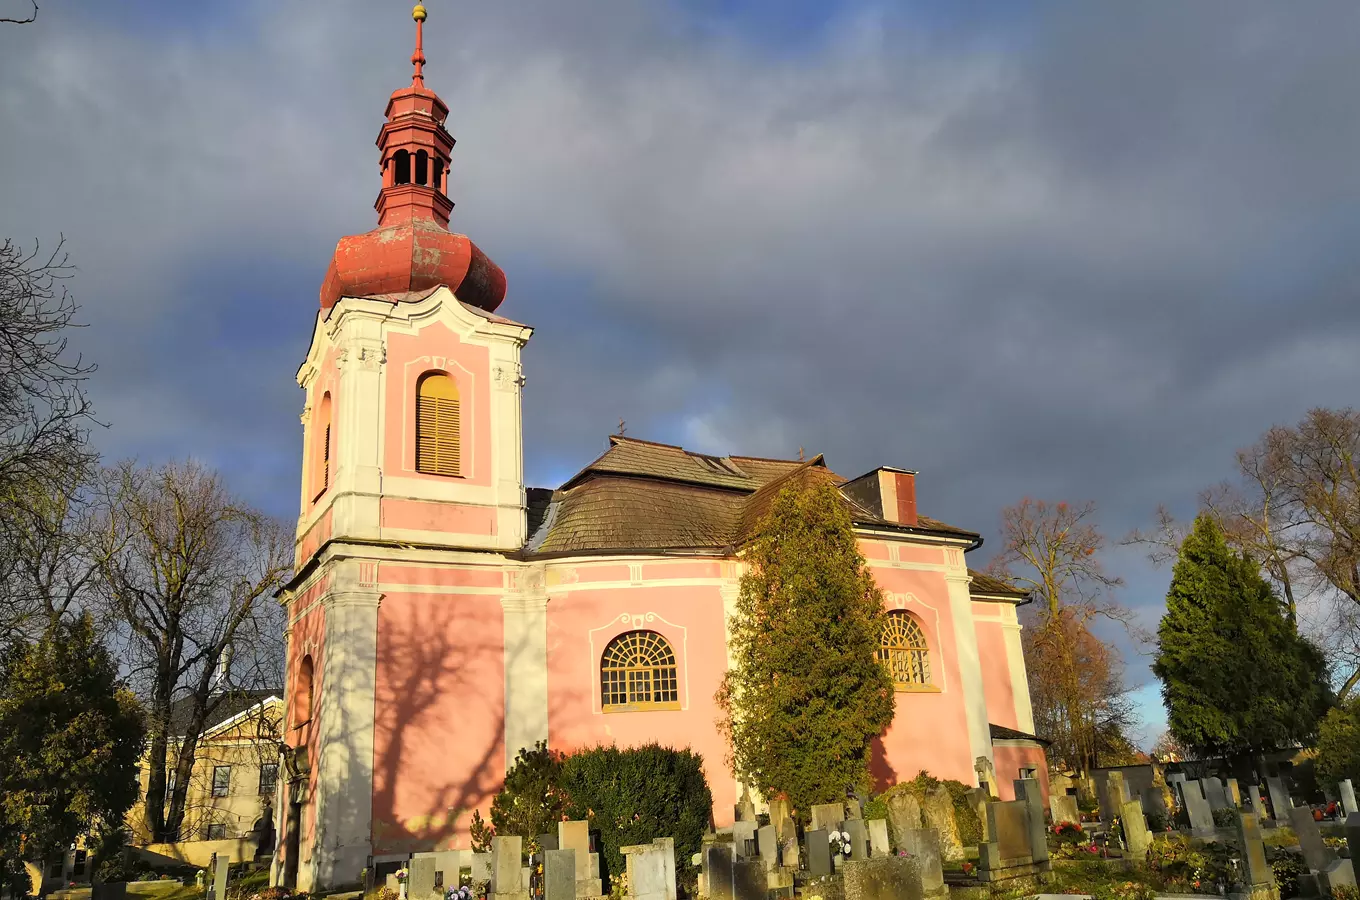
xmin=274 ymin=8 xmax=1048 ymax=893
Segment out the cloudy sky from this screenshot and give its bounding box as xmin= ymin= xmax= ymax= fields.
xmin=5 ymin=0 xmax=1360 ymax=745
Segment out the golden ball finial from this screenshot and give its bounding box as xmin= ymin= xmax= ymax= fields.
xmin=413 ymin=3 xmax=427 ymax=22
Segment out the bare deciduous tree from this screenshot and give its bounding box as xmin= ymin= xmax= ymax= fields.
xmin=988 ymin=498 xmax=1136 ymax=776
xmin=0 ymin=1 xmax=37 ymax=25
xmin=93 ymin=460 xmax=290 ymax=843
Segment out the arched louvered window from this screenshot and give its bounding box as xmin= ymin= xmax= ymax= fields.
xmin=879 ymin=611 xmax=932 ymax=689
xmin=312 ymin=392 xmax=332 ymax=501
xmin=295 ymin=655 xmax=314 ymax=727
xmin=416 ymin=373 xmax=460 ymax=477
xmin=601 ymin=630 xmax=680 ymax=711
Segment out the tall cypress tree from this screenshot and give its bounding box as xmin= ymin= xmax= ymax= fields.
xmin=716 ymin=473 xmax=895 ymax=819
xmin=1153 ymin=515 xmax=1331 ymax=760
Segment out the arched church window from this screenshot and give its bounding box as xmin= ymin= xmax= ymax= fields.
xmin=394 ymin=149 xmax=411 ymax=185
xmin=600 ymin=630 xmax=680 ymax=711
xmin=294 ymin=655 xmax=314 ymax=727
xmin=432 ymin=158 xmax=445 ymax=194
xmin=415 ymin=150 xmax=429 ymax=186
xmin=312 ymin=392 xmax=332 ymax=501
xmin=416 ymin=372 xmax=461 ymax=476
xmin=879 ymin=611 xmax=931 ymax=689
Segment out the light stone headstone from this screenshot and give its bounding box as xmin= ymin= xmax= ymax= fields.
xmin=1289 ymin=805 xmax=1333 ymax=872
xmin=899 ymin=827 xmax=947 ymax=899
xmin=1266 ymin=776 xmax=1291 ymax=821
xmin=620 ymin=843 xmax=669 ymax=900
xmin=735 ymin=796 xmax=756 ymax=823
xmin=1343 ymin=781 xmax=1359 ymax=817
xmin=805 ymin=829 xmax=832 ymax=876
xmin=1236 ymin=812 xmax=1276 ymax=892
xmin=1248 ymin=785 xmax=1267 ymax=822
xmin=544 ymin=850 xmax=576 ymax=900
xmin=435 ymin=851 xmax=465 ymax=889
xmin=1226 ymin=778 xmax=1241 ymax=808
xmin=490 ymin=836 xmax=523 ymax=897
xmin=1049 ymin=793 xmax=1080 ymax=826
xmin=1205 ymin=777 xmax=1232 ymax=812
xmin=1014 ymin=778 xmax=1049 ymax=865
xmin=704 ymin=844 xmax=734 ymax=900
xmin=885 ymin=791 xmax=922 ymax=851
xmin=1321 ymin=859 xmax=1357 ymax=897
xmin=731 ymin=821 xmax=757 ymax=860
xmin=920 ymin=786 xmax=963 ymax=861
xmin=409 ymin=857 xmax=437 ymax=900
xmin=1184 ymin=782 xmax=1215 ymax=839
xmin=867 ymin=819 xmax=891 ymax=859
xmin=845 ymin=798 xmax=863 ymax=821
xmin=386 ymin=874 xmax=399 ymax=892
xmin=810 ymin=803 xmax=844 ymax=834
xmin=211 ymin=856 xmax=229 ymax=900
xmin=471 ymin=853 xmax=492 ymax=885
xmin=844 ymin=818 xmax=869 ymax=861
xmin=756 ymin=825 xmax=778 ymax=872
xmin=769 ymin=797 xmax=791 ymax=828
xmin=1120 ymin=799 xmax=1151 ymax=860
xmin=1098 ymin=772 xmax=1127 ymax=823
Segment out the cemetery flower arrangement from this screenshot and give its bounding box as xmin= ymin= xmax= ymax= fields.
xmin=1051 ymin=821 xmax=1093 ymax=858
xmin=446 ymin=885 xmax=475 ymax=900
xmin=829 ymin=831 xmax=852 ymax=856
xmin=960 ymin=862 xmax=975 ymax=876
xmin=1092 ymin=881 xmax=1157 ymax=900
xmin=395 ymin=868 xmax=410 ymax=884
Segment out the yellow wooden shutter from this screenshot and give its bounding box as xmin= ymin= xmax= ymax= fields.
xmin=416 ymin=374 xmax=461 ymax=476
xmin=323 ymin=423 xmax=330 ymax=489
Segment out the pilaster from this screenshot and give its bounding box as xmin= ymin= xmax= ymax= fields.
xmin=945 ymin=571 xmax=994 ymax=776
xmin=501 ymin=565 xmax=549 ymax=767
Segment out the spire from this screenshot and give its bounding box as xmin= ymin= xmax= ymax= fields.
xmin=411 ymin=3 xmax=427 ymax=89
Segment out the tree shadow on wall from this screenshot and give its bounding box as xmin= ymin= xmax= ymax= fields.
xmin=371 ymin=597 xmax=507 ymax=854
xmin=869 ymin=735 xmax=898 ymax=790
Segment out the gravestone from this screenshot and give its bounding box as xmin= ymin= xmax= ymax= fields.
xmin=885 ymin=791 xmax=923 ymax=850
xmin=920 ymin=786 xmax=963 ymax=861
xmin=434 ymin=851 xmax=465 ymax=889
xmin=93 ymin=884 xmax=127 ymax=900
xmin=735 ymin=795 xmax=757 ymax=824
xmin=211 ymin=856 xmax=229 ymax=900
xmin=1184 ymin=782 xmax=1215 ymax=839
xmin=769 ymin=797 xmax=792 ymax=829
xmin=977 ymin=800 xmax=1047 ymax=883
xmin=845 ymin=798 xmax=863 ymax=821
xmin=544 ymin=850 xmax=576 ymax=900
xmin=1204 ymin=778 xmax=1231 ymax=812
xmin=730 ymin=860 xmax=765 ymax=900
xmin=810 ymin=803 xmax=845 ymax=834
xmin=1266 ymin=777 xmax=1291 ymax=821
xmin=1342 ymin=781 xmax=1359 ymax=817
xmin=1248 ymin=785 xmax=1267 ymax=822
xmin=1120 ymin=799 xmax=1151 ymax=860
xmin=1141 ymin=788 xmax=1168 ymax=825
xmin=776 ymin=822 xmax=798 ymax=871
xmin=1320 ymin=859 xmax=1357 ymax=898
xmin=756 ymin=825 xmax=778 ymax=872
xmin=491 ymin=836 xmax=524 ymax=900
xmin=559 ymin=821 xmax=601 ymax=897
xmin=844 ymin=818 xmax=869 ymax=861
xmin=1098 ymin=772 xmax=1127 ymax=823
xmin=965 ymin=788 xmax=991 ymax=841
xmin=867 ymin=819 xmax=891 ymax=858
xmin=1014 ymin=779 xmax=1049 ymax=865
xmin=842 ymin=857 xmax=932 ymax=900
xmin=1050 ymin=793 xmax=1079 ymax=826
xmin=975 ymin=756 xmax=999 ymax=798
xmin=731 ymin=821 xmax=757 ymax=860
xmin=409 ymin=857 xmax=437 ymax=900
xmin=1235 ymin=812 xmax=1279 ymax=900
xmin=386 ymin=874 xmax=399 ymax=892
xmin=653 ymin=837 xmax=677 ymax=900
xmin=1288 ymin=806 xmax=1333 ymax=872
xmin=620 ymin=842 xmax=671 ymax=900
xmin=1226 ymin=778 xmax=1242 ymax=808
xmin=898 ymin=827 xmax=948 ymax=900
xmin=704 ymin=845 xmax=734 ymax=900
xmin=806 ymin=829 xmax=833 ymax=877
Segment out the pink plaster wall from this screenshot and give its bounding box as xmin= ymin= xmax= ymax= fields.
xmin=544 ymin=580 xmax=736 ymax=827
xmin=381 ymin=497 xmax=498 ymax=536
xmin=372 ymin=586 xmax=506 ymax=852
xmin=384 ymin=321 xmax=493 ymax=488
xmin=992 ymin=743 xmax=1050 ymax=805
xmin=868 ymin=563 xmax=976 ymax=787
xmin=973 ymin=617 xmax=1018 ymax=731
xmin=296 ymin=509 xmax=333 ymax=568
xmin=282 ymin=578 xmax=328 ymax=875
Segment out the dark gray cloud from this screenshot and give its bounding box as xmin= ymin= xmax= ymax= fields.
xmin=4 ymin=0 xmax=1360 ymax=741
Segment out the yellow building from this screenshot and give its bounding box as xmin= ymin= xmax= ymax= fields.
xmin=130 ymin=691 xmax=284 ymax=868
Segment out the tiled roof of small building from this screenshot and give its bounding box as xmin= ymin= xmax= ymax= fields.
xmin=522 ymin=436 xmax=979 ymax=557
xmin=968 ymin=569 xmax=1031 ymax=600
xmin=989 ymin=722 xmax=1051 ymax=746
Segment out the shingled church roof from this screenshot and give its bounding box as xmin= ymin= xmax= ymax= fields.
xmin=521 ymin=435 xmax=979 ymax=558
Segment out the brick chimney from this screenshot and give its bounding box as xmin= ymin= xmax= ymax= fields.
xmin=842 ymin=466 xmax=918 ymax=527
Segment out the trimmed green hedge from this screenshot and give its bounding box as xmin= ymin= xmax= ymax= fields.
xmin=561 ymin=744 xmax=713 ymax=895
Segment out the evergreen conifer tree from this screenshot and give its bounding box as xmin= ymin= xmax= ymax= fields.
xmin=1153 ymin=515 xmax=1331 ymax=760
xmin=716 ymin=473 xmax=894 ymax=818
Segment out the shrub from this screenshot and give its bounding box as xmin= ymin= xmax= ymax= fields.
xmin=469 ymin=810 xmax=494 ymax=853
xmin=490 ymin=742 xmax=567 ymax=848
xmin=1267 ymin=848 xmax=1306 ymax=899
xmin=1212 ymin=807 xmax=1239 ymax=828
xmin=1332 ymin=886 xmax=1360 ymax=900
xmin=1092 ymin=882 xmax=1157 ymax=900
xmin=1146 ymin=809 xmax=1169 ymax=833
xmin=561 ymin=744 xmax=713 ymax=897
